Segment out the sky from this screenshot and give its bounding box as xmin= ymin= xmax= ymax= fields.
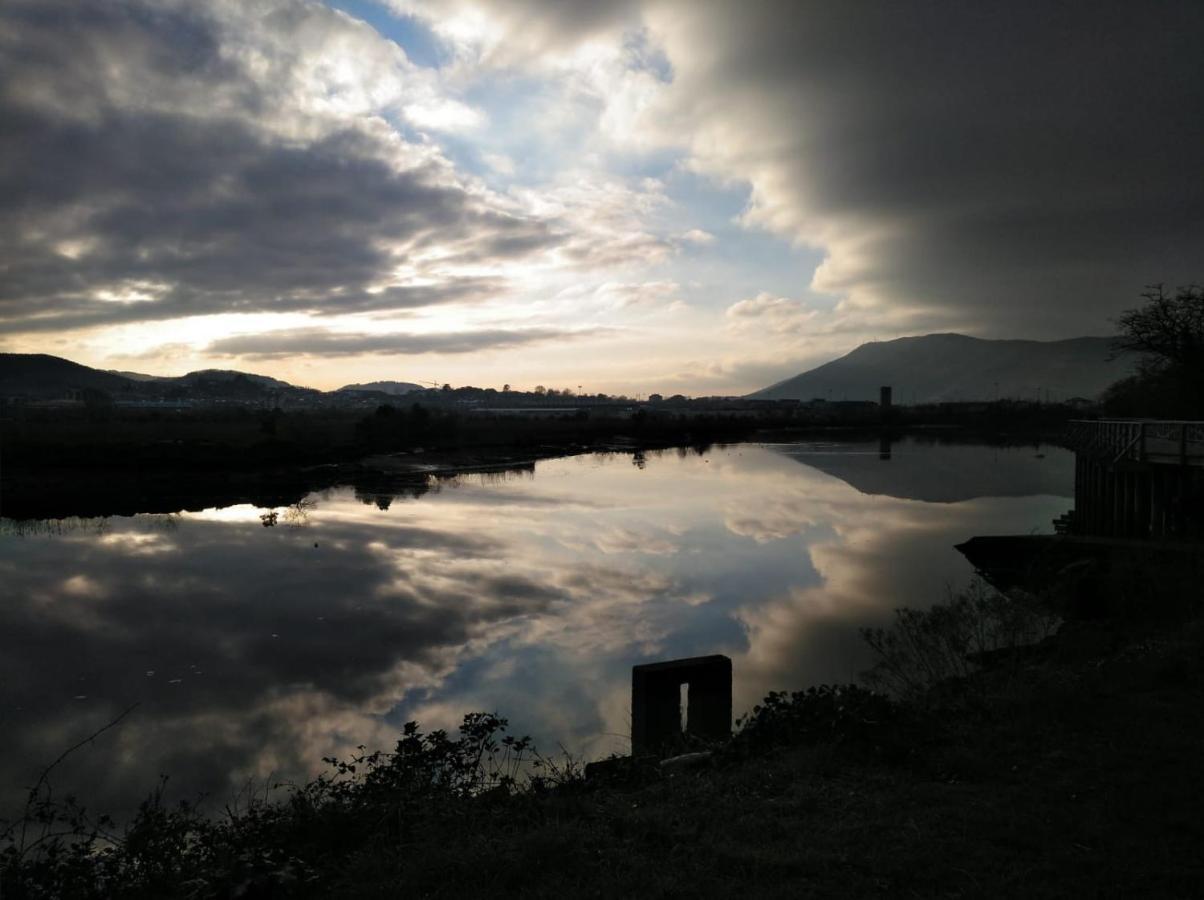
xmin=1 ymin=1 xmax=1201 ymax=395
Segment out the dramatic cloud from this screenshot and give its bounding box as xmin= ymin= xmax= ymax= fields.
xmin=3 ymin=0 xmax=1202 ymax=391
xmin=386 ymin=0 xmax=643 ymax=67
xmin=644 ymin=0 xmax=1204 ymax=335
xmin=726 ymin=293 xmax=816 ymax=337
xmin=403 ymin=0 xmax=1204 ymax=337
xmin=580 ymin=280 xmax=681 ymax=310
xmin=0 ymin=0 xmax=559 ymax=337
xmin=206 ymin=325 xmax=605 ymax=357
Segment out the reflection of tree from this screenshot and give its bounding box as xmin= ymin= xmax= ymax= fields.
xmin=282 ymin=497 xmax=316 ymax=525
xmin=349 ymin=464 xmax=537 ymax=511
xmin=0 ymin=516 xmax=110 ymax=537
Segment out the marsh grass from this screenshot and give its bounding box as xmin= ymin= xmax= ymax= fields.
xmin=860 ymin=579 xmax=1061 ymax=702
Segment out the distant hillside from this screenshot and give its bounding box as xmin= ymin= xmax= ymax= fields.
xmin=175 ymin=369 xmax=298 ymax=390
xmin=107 ymin=370 xmax=167 ymax=382
xmin=106 ymin=368 xmax=299 ymax=389
xmin=336 ymin=380 xmax=422 ymax=395
xmin=1 ymin=354 xmax=318 ymax=402
xmin=750 ymin=334 xmax=1133 ymax=403
xmin=1 ymin=354 xmax=139 ymax=398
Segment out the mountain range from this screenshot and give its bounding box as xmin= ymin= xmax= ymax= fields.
xmin=2 ymin=332 xmax=1136 ymax=407
xmin=0 ymin=354 xmax=403 ymax=404
xmin=750 ymin=334 xmax=1132 ymax=403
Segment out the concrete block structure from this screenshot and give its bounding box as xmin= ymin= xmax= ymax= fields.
xmin=631 ymin=655 xmax=732 ymax=756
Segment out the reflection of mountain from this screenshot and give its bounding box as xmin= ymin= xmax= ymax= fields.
xmin=772 ymin=439 xmax=1074 ymax=503
xmin=750 ymin=333 xmax=1129 ymax=402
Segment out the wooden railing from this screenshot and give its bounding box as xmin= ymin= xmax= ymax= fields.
xmin=1067 ymin=419 xmax=1204 ymax=466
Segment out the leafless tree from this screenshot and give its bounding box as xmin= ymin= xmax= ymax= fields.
xmin=1113 ymin=283 xmax=1204 ymax=373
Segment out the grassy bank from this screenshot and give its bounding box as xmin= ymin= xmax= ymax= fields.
xmin=4 ymin=575 xmax=1203 ymax=898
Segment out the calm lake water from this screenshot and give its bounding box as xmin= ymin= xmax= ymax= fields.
xmin=1 ymin=438 xmax=1071 ymax=820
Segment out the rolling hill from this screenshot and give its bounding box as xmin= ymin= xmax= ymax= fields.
xmin=335 ymin=380 xmax=422 ymax=395
xmin=0 ymin=354 xmax=140 ymax=398
xmin=1 ymin=354 xmax=320 ymax=402
xmin=750 ymin=334 xmax=1133 ymax=403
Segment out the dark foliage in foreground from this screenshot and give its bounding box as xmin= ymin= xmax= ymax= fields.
xmin=1 ymin=691 xmax=905 ymax=898
xmin=1105 ymin=282 xmax=1204 ymax=418
xmin=727 ymin=685 xmax=898 ymax=758
xmin=0 ymin=713 xmax=553 ymax=898
xmin=860 ymin=581 xmax=1061 ymax=702
xmin=7 ymin=578 xmax=1204 ymax=897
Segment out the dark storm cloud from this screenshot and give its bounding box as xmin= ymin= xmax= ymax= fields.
xmin=0 ymin=0 xmax=560 ymax=334
xmin=661 ymin=0 xmax=1204 ymax=333
xmin=206 ymin=325 xmax=604 ymax=357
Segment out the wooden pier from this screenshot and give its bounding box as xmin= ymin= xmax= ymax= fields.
xmin=1066 ymin=419 xmax=1204 ymax=539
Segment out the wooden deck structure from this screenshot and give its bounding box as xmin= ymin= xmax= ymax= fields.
xmin=1066 ymin=419 xmax=1204 ymax=539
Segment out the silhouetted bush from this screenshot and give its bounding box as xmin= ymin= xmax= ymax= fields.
xmin=0 ymin=713 xmax=547 ymax=899
xmin=729 ymin=685 xmax=897 ymax=757
xmin=860 ymin=579 xmax=1059 ymax=701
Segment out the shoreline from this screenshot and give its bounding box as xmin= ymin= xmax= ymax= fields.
xmin=2 ymin=428 xmax=1073 ymax=524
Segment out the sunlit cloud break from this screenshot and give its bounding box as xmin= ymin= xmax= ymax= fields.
xmin=1 ymin=0 xmax=1201 ymax=393
xmin=206 ymin=326 xmax=610 ymax=358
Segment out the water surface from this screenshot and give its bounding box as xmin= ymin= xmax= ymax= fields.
xmin=0 ymin=438 xmax=1071 ymax=819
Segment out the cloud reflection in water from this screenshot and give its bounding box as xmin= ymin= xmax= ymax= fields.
xmin=0 ymin=440 xmax=1071 ymax=819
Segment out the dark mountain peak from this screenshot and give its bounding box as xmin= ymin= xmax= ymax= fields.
xmin=751 ymin=333 xmax=1130 ymax=403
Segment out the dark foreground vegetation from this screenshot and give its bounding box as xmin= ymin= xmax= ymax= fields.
xmin=1 ymin=395 xmax=1085 ymax=469
xmin=4 ymin=556 xmax=1204 ymax=898
xmin=1102 ymin=283 xmax=1204 ymax=419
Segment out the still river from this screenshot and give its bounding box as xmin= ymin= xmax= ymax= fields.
xmin=0 ymin=438 xmax=1071 ymax=820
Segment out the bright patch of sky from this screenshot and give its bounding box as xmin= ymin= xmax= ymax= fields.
xmin=327 ymin=0 xmax=449 ymax=68
xmin=329 ymin=0 xmax=822 ymax=290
